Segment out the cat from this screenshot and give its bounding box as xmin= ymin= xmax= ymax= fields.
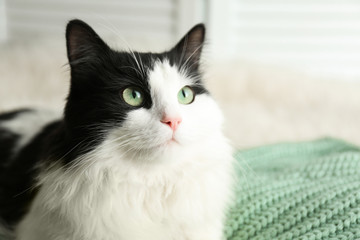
xmin=0 ymin=19 xmax=234 ymax=240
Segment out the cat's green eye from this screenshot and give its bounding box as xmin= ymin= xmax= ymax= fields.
xmin=178 ymin=86 xmax=195 ymax=105
xmin=122 ymin=87 xmax=144 ymax=107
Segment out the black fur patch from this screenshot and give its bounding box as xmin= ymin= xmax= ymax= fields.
xmin=0 ymin=120 xmax=61 ymax=228
xmin=0 ymin=129 xmax=19 ymax=169
xmin=0 ymin=109 xmax=32 ymax=122
xmin=0 ymin=109 xmax=33 ymax=168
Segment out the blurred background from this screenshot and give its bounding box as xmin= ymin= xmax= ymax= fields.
xmin=0 ymin=0 xmax=359 ymax=148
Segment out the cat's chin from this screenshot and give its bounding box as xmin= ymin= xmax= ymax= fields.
xmin=157 ymin=136 xmax=181 ymax=148
xmin=122 ymin=138 xmax=185 ymax=163
xmin=147 ymin=138 xmax=182 ymax=154
xmin=104 ymin=129 xmax=192 ymax=163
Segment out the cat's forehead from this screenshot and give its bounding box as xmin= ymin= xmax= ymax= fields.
xmin=147 ymin=59 xmax=191 ymax=93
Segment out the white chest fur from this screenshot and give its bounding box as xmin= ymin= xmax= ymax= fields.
xmin=16 ymin=138 xmax=234 ymax=240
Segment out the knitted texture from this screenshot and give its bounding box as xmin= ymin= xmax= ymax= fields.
xmin=225 ymin=138 xmax=360 ymax=240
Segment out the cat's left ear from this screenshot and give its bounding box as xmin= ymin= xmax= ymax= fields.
xmin=171 ymin=24 xmax=205 ymax=70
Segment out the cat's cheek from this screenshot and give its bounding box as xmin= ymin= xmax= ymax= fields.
xmin=123 ymin=108 xmax=153 ymax=128
xmin=194 ymin=95 xmax=224 ymax=124
xmin=176 ymin=95 xmax=224 ymax=142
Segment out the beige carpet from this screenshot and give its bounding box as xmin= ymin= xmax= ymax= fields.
xmin=1 ymin=40 xmax=359 ymax=149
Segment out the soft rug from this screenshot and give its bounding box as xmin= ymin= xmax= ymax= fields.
xmin=226 ymin=138 xmax=360 ymax=240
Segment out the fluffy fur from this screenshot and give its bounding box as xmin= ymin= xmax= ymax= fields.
xmin=0 ymin=20 xmax=234 ymax=240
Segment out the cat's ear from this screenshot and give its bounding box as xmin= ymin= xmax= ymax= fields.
xmin=171 ymin=24 xmax=205 ymax=70
xmin=66 ymin=19 xmax=108 ymax=64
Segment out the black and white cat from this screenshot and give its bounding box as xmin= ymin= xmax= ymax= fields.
xmin=0 ymin=20 xmax=234 ymax=240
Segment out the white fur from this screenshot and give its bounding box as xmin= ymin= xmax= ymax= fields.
xmin=16 ymin=60 xmax=234 ymax=240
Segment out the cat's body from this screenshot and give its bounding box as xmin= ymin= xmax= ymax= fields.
xmin=0 ymin=20 xmax=234 ymax=240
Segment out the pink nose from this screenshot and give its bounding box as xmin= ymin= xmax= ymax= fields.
xmin=161 ymin=116 xmax=182 ymax=131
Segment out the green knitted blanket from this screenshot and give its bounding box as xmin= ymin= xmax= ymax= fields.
xmin=225 ymin=138 xmax=360 ymax=240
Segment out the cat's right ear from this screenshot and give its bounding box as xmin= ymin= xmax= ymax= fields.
xmin=66 ymin=19 xmax=108 ymax=65
xmin=170 ymin=24 xmax=205 ymax=71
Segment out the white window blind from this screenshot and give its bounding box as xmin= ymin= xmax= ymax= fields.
xmin=5 ymin=0 xmax=178 ymax=49
xmin=210 ymin=0 xmax=360 ymax=81
xmin=5 ymin=0 xmax=208 ymax=50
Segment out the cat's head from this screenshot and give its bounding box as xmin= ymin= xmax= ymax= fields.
xmin=64 ymin=19 xmax=224 ymax=162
